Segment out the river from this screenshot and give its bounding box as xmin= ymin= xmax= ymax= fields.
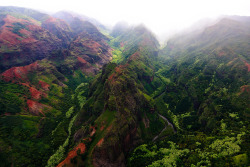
xmin=152 ymin=113 xmax=176 ymax=142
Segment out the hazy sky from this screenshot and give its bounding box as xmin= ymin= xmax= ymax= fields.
xmin=1 ymin=0 xmax=250 ymax=40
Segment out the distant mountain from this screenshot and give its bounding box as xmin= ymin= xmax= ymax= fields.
xmin=110 ymin=21 xmax=129 ymax=37
xmin=0 ymin=6 xmax=249 ymax=167
xmin=158 ymin=16 xmax=249 ymax=134
xmin=162 ymin=16 xmax=250 ymax=59
xmin=53 ymin=11 xmax=107 ymax=31
xmin=0 ymin=6 xmax=48 ymax=21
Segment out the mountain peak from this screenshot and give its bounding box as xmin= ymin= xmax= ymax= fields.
xmin=111 ymin=21 xmax=129 ymax=37
xmin=53 ymin=10 xmax=106 ymax=30
xmin=0 ymin=6 xmax=249 ymax=167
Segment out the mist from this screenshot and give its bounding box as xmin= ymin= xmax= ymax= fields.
xmin=1 ymin=0 xmax=250 ymax=42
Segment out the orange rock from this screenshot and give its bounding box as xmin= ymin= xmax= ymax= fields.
xmin=57 ymin=143 xmax=86 ymax=167
xmin=27 ymin=100 xmax=46 ymax=116
xmin=90 ymin=126 xmax=96 ymax=137
xmin=0 ymin=15 xmax=38 ymax=46
xmin=1 ymin=62 xmax=39 ymax=82
xmin=100 ymin=125 xmax=105 ymax=131
xmin=39 ymin=80 xmax=50 ymax=91
xmin=243 ymin=60 xmax=250 ymax=72
xmin=96 ymin=138 xmax=104 ymax=147
xmin=29 ymin=87 xmax=42 ymax=100
xmin=77 ymin=56 xmax=87 ymax=64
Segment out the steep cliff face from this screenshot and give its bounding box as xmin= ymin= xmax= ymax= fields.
xmin=91 ymin=64 xmax=150 ymax=167
xmin=0 ymin=7 xmax=107 ymax=73
xmin=61 ymin=25 xmax=166 ymax=167
xmin=90 ymin=27 xmax=161 ymax=167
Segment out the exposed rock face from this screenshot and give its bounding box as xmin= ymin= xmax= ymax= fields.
xmin=57 ymin=143 xmax=86 ymax=167
xmin=1 ymin=61 xmax=40 ymax=82
xmin=27 ymin=100 xmax=50 ymax=116
xmin=0 ymin=7 xmax=249 ymax=167
xmin=0 ymin=14 xmax=63 ymax=72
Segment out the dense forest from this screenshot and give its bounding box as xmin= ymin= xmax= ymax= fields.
xmin=0 ymin=6 xmax=249 ymax=167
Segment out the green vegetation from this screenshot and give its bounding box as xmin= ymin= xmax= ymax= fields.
xmin=129 ymin=141 xmax=190 ymax=167
xmin=111 ymin=48 xmax=124 ymax=64
xmin=46 ymin=114 xmax=78 ymax=167
xmin=46 ymin=77 xmax=90 ymax=167
xmin=75 ymin=83 xmax=88 ymax=109
xmin=0 ymin=81 xmax=27 ymax=114
xmin=128 ymin=17 xmax=249 ymax=167
xmin=66 ymin=106 xmax=75 ymax=119
xmin=0 ymin=6 xmax=47 ymax=23
xmin=129 ymin=132 xmax=247 ymax=167
xmin=11 ymin=22 xmax=29 ymax=37
xmin=0 ymin=115 xmax=53 ymax=166
xmin=0 ymin=8 xmax=249 ymax=167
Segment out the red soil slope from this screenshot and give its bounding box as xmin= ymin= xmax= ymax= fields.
xmin=96 ymin=138 xmax=104 ymax=147
xmin=0 ymin=15 xmax=39 ymax=47
xmin=27 ymin=100 xmax=47 ymax=116
xmin=243 ymin=60 xmax=250 ymax=72
xmin=1 ymin=61 xmax=39 ymax=82
xmin=1 ymin=62 xmax=51 ymax=115
xmin=57 ymin=143 xmax=86 ymax=167
xmin=39 ymin=80 xmax=50 ymax=91
xmin=0 ymin=61 xmax=48 ymax=100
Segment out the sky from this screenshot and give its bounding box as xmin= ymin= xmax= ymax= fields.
xmin=1 ymin=0 xmax=250 ymax=41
